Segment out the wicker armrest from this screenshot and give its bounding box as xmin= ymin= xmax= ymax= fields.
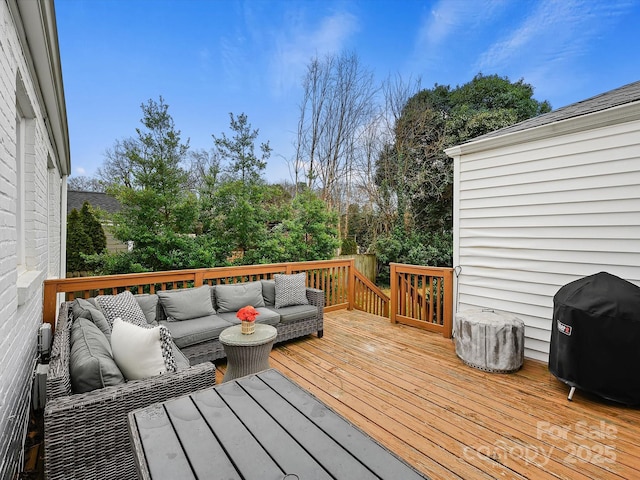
xmin=44 ymin=302 xmax=217 ymax=480
xmin=305 ymin=287 xmax=325 ymax=309
xmin=305 ymin=288 xmax=324 ymax=336
xmin=45 ymin=363 xmax=216 ymax=480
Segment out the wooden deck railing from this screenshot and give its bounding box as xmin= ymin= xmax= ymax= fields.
xmin=44 ymin=260 xmax=453 ymax=337
xmin=390 ymin=263 xmax=454 ymax=338
xmin=353 ymin=269 xmax=389 ymax=317
xmin=43 ymin=259 xmax=392 ymax=333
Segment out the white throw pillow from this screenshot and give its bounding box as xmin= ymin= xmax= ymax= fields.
xmin=110 ymin=318 xmax=176 ymax=380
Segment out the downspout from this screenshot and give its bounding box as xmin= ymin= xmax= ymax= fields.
xmin=59 ymin=174 xmax=67 ymax=279
xmin=445 ymin=146 xmax=462 ymax=333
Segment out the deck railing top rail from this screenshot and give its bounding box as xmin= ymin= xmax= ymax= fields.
xmin=43 ymin=259 xmax=452 ymax=337
xmin=43 ymin=259 xmax=361 ymax=332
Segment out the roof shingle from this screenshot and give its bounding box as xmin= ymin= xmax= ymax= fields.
xmin=67 ymin=190 xmax=121 ymax=215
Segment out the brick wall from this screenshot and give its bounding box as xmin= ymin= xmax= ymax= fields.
xmin=0 ymin=2 xmax=64 ymax=477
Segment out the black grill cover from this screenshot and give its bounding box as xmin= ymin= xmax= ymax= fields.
xmin=549 ymin=272 xmax=640 ymax=405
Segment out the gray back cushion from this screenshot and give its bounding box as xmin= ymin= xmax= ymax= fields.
xmin=261 ymin=280 xmax=276 ymax=306
xmin=157 ymin=285 xmax=216 ymax=321
xmin=69 ymin=318 xmax=125 ymax=393
xmin=71 ymin=298 xmax=112 ymax=341
xmin=214 ymin=282 xmax=265 ymax=313
xmin=135 ymin=294 xmax=159 ymax=325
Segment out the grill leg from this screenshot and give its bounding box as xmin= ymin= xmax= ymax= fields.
xmin=568 ymin=386 xmax=576 ymax=401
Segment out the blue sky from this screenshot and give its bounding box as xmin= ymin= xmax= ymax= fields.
xmin=55 ymin=0 xmax=640 ymax=183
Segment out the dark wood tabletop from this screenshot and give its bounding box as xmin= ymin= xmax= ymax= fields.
xmin=128 ymin=368 xmax=428 ymax=480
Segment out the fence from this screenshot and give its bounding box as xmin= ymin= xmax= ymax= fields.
xmin=336 ymin=254 xmax=377 ymax=283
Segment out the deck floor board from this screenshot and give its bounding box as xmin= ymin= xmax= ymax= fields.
xmin=216 ymin=309 xmax=640 ymax=480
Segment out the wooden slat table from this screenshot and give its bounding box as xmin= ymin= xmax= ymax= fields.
xmin=128 ymin=369 xmax=428 ymax=480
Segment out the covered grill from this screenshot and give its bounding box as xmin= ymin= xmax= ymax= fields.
xmin=549 ymin=271 xmax=640 ymax=405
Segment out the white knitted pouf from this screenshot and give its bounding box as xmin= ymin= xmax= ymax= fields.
xmin=454 ymin=309 xmax=525 ymax=373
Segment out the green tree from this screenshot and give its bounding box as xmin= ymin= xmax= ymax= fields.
xmin=449 ymin=73 xmax=551 ymax=126
xmin=370 ymin=74 xmax=550 ymax=271
xmin=213 ymin=112 xmax=271 ymax=185
xmin=373 ymin=228 xmax=453 ymax=285
xmin=381 ymin=73 xmax=551 ymax=233
xmin=340 ymin=237 xmax=357 ymax=255
xmin=107 ymin=97 xmax=200 ymax=271
xmin=66 ymin=209 xmax=93 ymax=273
xmin=209 ymin=180 xmax=269 ymax=258
xmin=79 ymin=202 xmax=107 ymax=254
xmin=205 ymin=113 xmax=273 ymax=260
xmin=257 ymin=189 xmax=339 ymax=263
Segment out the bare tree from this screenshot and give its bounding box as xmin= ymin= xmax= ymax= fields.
xmin=294 ymin=51 xmax=376 ymax=239
xmin=67 ymin=175 xmax=105 ymax=192
xmin=96 ymin=138 xmax=139 ymax=189
xmin=350 ymin=74 xmax=422 ymax=237
xmin=291 ymin=56 xmax=332 ymax=194
xmin=187 ymin=148 xmax=220 ymax=193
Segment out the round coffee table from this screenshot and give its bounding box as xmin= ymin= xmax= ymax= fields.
xmin=219 ymin=324 xmax=278 ymax=383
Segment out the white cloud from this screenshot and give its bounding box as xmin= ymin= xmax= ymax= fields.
xmin=475 ymin=0 xmax=631 ymax=76
xmin=219 ymin=34 xmax=248 ymax=89
xmin=213 ymin=3 xmax=358 ymax=97
xmin=410 ymin=0 xmax=506 ymax=74
xmin=416 ymin=0 xmax=464 ymax=47
xmin=75 ymin=166 xmax=86 ymax=175
xmin=269 ymin=10 xmax=359 ymax=95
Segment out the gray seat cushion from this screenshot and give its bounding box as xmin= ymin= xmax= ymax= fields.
xmin=159 ymin=315 xmax=232 ymax=349
xmin=171 ymin=341 xmax=190 ymax=370
xmin=268 ymin=305 xmax=318 ymax=324
xmin=216 ymin=307 xmax=281 ymax=327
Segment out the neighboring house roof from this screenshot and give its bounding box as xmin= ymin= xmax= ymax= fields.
xmin=67 ymin=191 xmax=121 ymax=215
xmin=467 ymin=79 xmax=640 ymax=142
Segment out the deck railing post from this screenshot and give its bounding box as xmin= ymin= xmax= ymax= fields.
xmin=194 ymin=270 xmax=204 ymax=287
xmin=347 ymin=258 xmax=355 ymax=310
xmin=390 ymin=263 xmax=398 ymax=324
xmin=443 ymin=268 xmax=454 ymax=338
xmin=43 ymin=280 xmax=59 ymax=334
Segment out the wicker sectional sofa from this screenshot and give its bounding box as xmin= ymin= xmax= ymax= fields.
xmin=44 ymin=278 xmax=324 ymax=480
xmin=167 ymin=280 xmax=325 ymax=364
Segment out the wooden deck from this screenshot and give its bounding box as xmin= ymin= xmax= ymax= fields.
xmin=218 ymin=309 xmax=640 ymax=480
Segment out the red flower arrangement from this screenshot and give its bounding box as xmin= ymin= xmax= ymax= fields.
xmin=237 ymin=305 xmax=260 ymax=322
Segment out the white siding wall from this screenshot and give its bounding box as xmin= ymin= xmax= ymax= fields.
xmin=0 ymin=2 xmax=64 ymax=477
xmin=453 ymin=117 xmax=640 ymax=362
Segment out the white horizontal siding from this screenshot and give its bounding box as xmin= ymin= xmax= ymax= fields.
xmin=455 ymin=117 xmax=640 ymax=362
